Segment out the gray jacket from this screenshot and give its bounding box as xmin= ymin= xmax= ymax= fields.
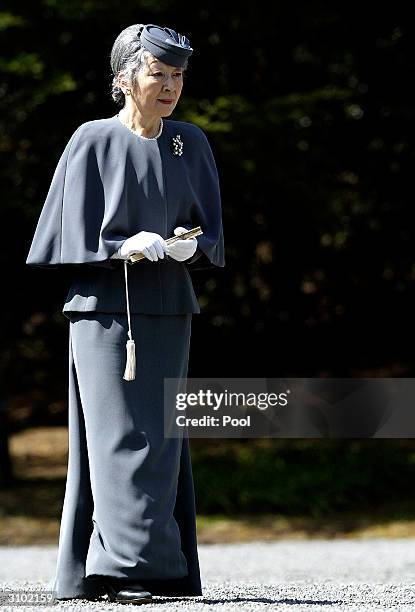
xmin=25 ymin=115 xmax=225 ymax=316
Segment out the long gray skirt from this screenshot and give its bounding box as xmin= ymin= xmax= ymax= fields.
xmin=52 ymin=311 xmax=202 ymax=599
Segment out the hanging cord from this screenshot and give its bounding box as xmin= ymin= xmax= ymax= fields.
xmin=123 ymin=260 xmax=136 ymax=380
xmin=120 ymin=227 xmax=203 ymax=381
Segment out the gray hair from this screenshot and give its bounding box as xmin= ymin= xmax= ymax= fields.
xmin=110 ymin=24 xmax=189 ymax=108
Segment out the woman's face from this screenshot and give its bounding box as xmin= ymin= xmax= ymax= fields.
xmin=134 ymin=54 xmax=184 ymax=117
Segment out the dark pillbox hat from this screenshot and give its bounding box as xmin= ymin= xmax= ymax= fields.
xmin=140 ymin=24 xmax=193 ymax=68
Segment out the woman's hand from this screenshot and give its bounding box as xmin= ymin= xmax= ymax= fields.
xmin=120 ymin=231 xmax=168 ymax=261
xmin=165 ymin=227 xmax=198 ymax=262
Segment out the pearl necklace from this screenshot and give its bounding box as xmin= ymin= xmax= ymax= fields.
xmin=117 ymin=113 xmax=163 ymax=140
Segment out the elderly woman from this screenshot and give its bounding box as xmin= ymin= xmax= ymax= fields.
xmin=26 ymin=23 xmax=224 ymax=605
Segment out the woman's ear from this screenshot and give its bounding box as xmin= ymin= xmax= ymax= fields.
xmin=117 ymin=71 xmax=128 ymax=92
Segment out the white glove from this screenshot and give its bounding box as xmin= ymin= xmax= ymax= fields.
xmin=166 ymin=227 xmax=198 ymax=262
xmin=118 ymin=231 xmax=167 ymax=262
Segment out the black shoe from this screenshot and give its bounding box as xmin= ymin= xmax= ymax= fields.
xmin=102 ymin=580 xmax=152 ymax=604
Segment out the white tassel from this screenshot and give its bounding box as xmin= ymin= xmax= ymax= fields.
xmin=123 ymin=338 xmax=136 ymax=381
xmin=122 ymin=260 xmax=136 ymax=381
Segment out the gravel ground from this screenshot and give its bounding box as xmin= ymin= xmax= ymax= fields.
xmin=1 ymin=539 xmax=415 ymax=610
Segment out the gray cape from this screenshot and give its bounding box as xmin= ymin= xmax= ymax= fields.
xmin=26 ymin=114 xmax=225 ymax=315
